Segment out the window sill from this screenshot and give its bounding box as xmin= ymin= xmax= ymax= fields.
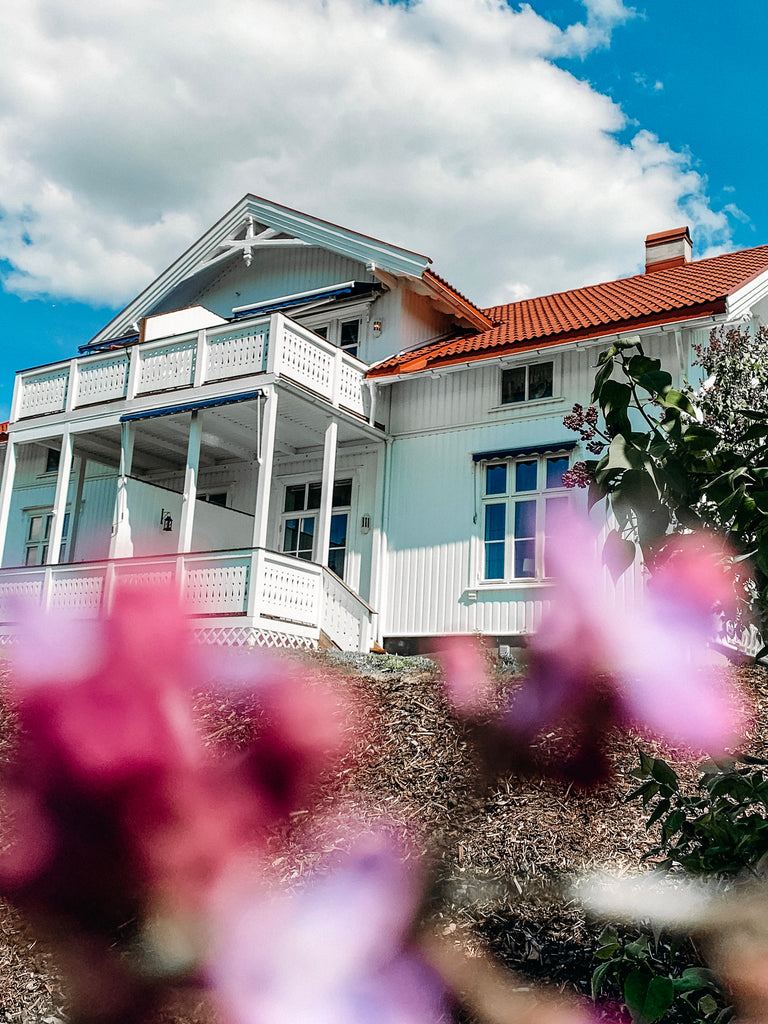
xmin=465 ymin=580 xmax=555 ymax=600
xmin=487 ymin=396 xmax=565 ymax=415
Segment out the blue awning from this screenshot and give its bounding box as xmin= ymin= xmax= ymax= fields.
xmin=232 ymin=281 xmax=379 ymax=319
xmin=472 ymin=440 xmax=577 ymax=462
xmin=120 ymin=390 xmax=262 ymax=423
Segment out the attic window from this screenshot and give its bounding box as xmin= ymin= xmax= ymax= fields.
xmin=501 ymin=361 xmax=553 ymax=404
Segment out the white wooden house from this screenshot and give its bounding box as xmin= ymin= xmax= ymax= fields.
xmin=0 ymin=202 xmax=767 ymax=651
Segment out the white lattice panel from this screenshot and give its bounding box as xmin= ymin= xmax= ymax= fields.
xmin=193 ymin=625 xmax=315 ymax=649
xmin=338 ymin=359 xmax=366 ymax=415
xmin=77 ymin=354 xmax=129 ymax=405
xmin=321 ymin=572 xmax=366 ymax=651
xmin=259 ymin=560 xmax=319 ymax=625
xmin=183 ymin=563 xmax=249 ymax=614
xmin=0 ymin=579 xmax=44 ymax=620
xmin=114 ymin=569 xmax=175 ymax=590
xmin=206 ymin=326 xmax=268 ymax=381
xmin=280 ymin=326 xmax=334 ymax=398
xmin=137 ymin=339 xmax=196 ymax=393
xmin=50 ymin=575 xmax=105 ymax=616
xmin=19 ymin=368 xmax=69 ymax=417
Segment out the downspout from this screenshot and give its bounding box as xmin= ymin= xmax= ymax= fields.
xmin=375 ymin=435 xmax=394 ymax=646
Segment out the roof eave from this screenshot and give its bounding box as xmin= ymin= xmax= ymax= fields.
xmin=366 ymin=301 xmax=728 ymax=380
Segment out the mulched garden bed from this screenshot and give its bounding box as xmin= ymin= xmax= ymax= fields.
xmin=1 ymin=651 xmax=766 ymax=1022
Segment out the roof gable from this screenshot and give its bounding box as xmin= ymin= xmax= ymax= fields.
xmin=90 ymin=195 xmax=435 ymax=346
xmin=368 ymin=244 xmax=768 ymax=378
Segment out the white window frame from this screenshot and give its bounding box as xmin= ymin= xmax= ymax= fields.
xmin=300 ymin=301 xmax=370 ymax=359
xmin=478 ymin=453 xmax=571 ymax=585
xmin=278 ymin=476 xmax=354 ymax=580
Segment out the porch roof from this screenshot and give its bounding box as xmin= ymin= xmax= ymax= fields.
xmin=119 ymin=390 xmax=263 ymax=423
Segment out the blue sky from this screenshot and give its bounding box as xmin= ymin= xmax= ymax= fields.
xmin=0 ymin=0 xmax=764 ymax=418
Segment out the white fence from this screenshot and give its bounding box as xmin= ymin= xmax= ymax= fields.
xmin=0 ymin=548 xmax=374 ymax=651
xmin=13 ymin=313 xmax=369 ymax=421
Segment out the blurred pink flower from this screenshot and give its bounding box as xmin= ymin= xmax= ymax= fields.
xmin=435 ymin=636 xmax=495 ymax=714
xmin=0 ymin=588 xmax=359 ymax=1021
xmin=501 ymin=515 xmax=744 ymax=782
xmin=209 ymin=830 xmax=446 ymax=1024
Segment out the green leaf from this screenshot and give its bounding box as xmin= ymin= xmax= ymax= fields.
xmin=658 ymin=388 xmax=696 ymax=415
xmin=698 ymin=993 xmax=719 ymax=1016
xmin=592 ymin=358 xmax=615 ymax=403
xmin=600 ymin=379 xmax=633 ymax=414
xmin=673 ymin=967 xmax=718 ymax=993
xmin=602 ymin=529 xmax=637 ymax=582
xmin=661 ymin=809 xmax=686 ymax=842
xmin=646 ymin=798 xmax=671 ymax=829
xmin=649 ymin=758 xmax=679 ymax=789
xmin=637 ymin=369 xmax=673 ymax=395
xmin=624 ymin=970 xmax=675 ymax=1024
xmin=592 ymin=959 xmax=615 ymax=999
xmin=627 ymin=355 xmax=662 ymax=378
xmin=625 ymin=935 xmax=650 ymax=959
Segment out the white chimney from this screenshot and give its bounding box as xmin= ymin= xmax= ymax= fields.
xmin=645 ymin=226 xmax=692 ymax=274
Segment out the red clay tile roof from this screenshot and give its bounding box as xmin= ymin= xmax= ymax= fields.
xmin=368 ymin=244 xmax=768 ymax=378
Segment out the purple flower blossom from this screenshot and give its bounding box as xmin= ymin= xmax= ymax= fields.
xmin=209 ymin=830 xmax=447 ymax=1024
xmin=500 ymin=514 xmax=744 ymax=783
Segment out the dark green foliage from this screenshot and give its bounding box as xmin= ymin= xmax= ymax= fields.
xmin=629 ymin=752 xmax=768 ymax=877
xmin=591 ymin=927 xmax=725 ymax=1024
xmin=574 ymin=335 xmax=768 ymax=654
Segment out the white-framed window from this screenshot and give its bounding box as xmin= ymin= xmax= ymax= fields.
xmin=480 ymin=453 xmax=570 ymax=582
xmin=281 ymin=478 xmax=352 ymax=579
xmin=25 ymin=510 xmax=70 ymax=566
xmin=501 ymin=360 xmax=554 ymax=404
xmin=311 ymin=318 xmax=360 ymax=358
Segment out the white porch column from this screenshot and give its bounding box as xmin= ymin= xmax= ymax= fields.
xmin=0 ymin=438 xmax=18 ymax=568
xmin=47 ymin=430 xmax=74 ymax=565
xmin=109 ymin=422 xmax=135 ymax=558
xmin=252 ymin=389 xmax=278 ymax=550
xmin=67 ymin=454 xmax=88 ymax=561
xmin=316 ymin=418 xmax=338 ymax=568
xmin=178 ymin=410 xmax=202 ymax=554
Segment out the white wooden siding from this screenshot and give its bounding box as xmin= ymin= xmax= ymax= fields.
xmin=381 ymin=333 xmax=670 ymax=638
xmin=194 ymin=248 xmax=374 ymax=321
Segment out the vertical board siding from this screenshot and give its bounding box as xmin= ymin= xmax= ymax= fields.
xmin=382 ymin=337 xmax=659 ymax=639
xmin=195 ymin=248 xmax=373 ymax=320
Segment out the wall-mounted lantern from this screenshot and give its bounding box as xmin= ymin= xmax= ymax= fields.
xmin=372 ymin=320 xmax=383 ymax=337
xmin=160 ymin=509 xmax=174 ymax=532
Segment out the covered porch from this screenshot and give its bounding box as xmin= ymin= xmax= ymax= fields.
xmin=0 ymin=317 xmax=387 ymax=648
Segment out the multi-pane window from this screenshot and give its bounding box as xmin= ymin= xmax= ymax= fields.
xmin=25 ymin=511 xmax=70 ymax=566
xmin=281 ymin=479 xmax=352 ymax=579
xmin=309 ymin=319 xmax=360 ymax=358
xmin=481 ymin=455 xmax=569 ymax=581
xmin=501 ymin=361 xmax=554 ymax=404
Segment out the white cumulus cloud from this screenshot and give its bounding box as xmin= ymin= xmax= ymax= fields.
xmin=0 ymin=0 xmax=733 ymax=308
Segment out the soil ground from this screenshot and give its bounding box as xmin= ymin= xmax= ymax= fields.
xmin=0 ymin=651 xmax=765 ymax=1023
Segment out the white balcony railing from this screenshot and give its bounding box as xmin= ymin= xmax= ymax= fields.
xmin=0 ymin=548 xmax=374 ymax=652
xmin=12 ymin=313 xmax=369 ymax=422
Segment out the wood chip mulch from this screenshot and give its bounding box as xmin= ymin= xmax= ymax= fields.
xmin=1 ymin=653 xmax=767 ymax=1022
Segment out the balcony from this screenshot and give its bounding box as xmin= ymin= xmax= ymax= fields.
xmin=11 ymin=312 xmax=370 ymax=424
xmin=0 ymin=547 xmax=375 ymax=651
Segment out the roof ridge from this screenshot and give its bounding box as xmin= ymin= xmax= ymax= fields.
xmin=483 ymin=243 xmax=768 ymax=320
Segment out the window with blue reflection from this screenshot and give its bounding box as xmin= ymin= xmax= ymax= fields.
xmin=485 ymin=464 xmax=507 ymax=495
xmin=515 ymin=460 xmax=537 ymax=492
xmin=546 ymin=456 xmax=569 ymax=489
xmin=484 ymin=503 xmax=505 ymax=579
